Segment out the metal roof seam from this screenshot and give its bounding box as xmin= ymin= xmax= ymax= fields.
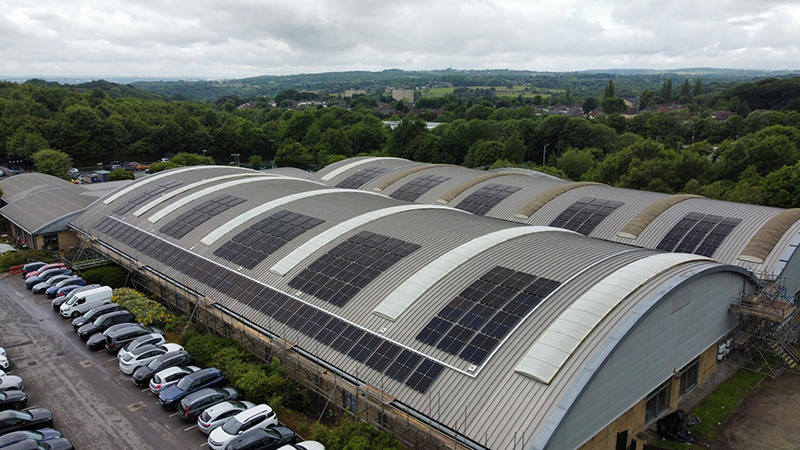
xmin=319 ymin=157 xmax=409 ymax=182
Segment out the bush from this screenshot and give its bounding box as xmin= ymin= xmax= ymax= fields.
xmin=148 ymin=161 xmax=180 ymax=173
xmin=108 ymin=168 xmax=135 ymax=181
xmin=111 ymin=287 xmax=178 ymax=327
xmin=0 ymin=249 xmax=55 ymax=271
xmin=79 ymin=265 xmax=128 ymax=288
xmin=311 ymin=418 xmax=399 ymax=450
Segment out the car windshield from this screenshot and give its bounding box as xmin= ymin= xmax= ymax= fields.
xmin=221 ymin=417 xmax=244 ymax=435
xmin=175 ymin=377 xmax=192 ymax=391
xmin=229 ymin=401 xmax=246 ymax=409
xmin=147 ymin=358 xmax=162 ymax=370
xmin=122 ymin=353 xmax=135 ymax=362
xmin=92 ymin=317 xmax=105 ymax=325
xmin=0 ymin=393 xmax=5 ymax=400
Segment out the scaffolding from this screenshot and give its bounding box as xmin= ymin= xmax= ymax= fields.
xmin=729 ymin=272 xmax=799 ymax=377
xmin=73 ymin=232 xmax=488 ymax=450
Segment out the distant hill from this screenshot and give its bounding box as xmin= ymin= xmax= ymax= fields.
xmin=24 ymin=78 xmax=165 ymax=100
xmin=703 ymin=76 xmax=800 ymax=112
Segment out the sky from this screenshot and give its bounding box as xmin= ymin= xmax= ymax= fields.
xmin=1 ymin=0 xmax=800 ymax=79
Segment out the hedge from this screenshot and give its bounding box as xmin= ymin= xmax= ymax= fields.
xmin=112 ymin=288 xmax=177 ymax=328
xmin=309 ymin=419 xmax=400 ymax=450
xmin=0 ymin=249 xmax=54 ymax=271
xmin=81 ymin=265 xmax=128 ymax=288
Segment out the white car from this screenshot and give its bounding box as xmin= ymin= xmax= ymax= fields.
xmin=0 ymin=348 xmax=7 ymax=369
xmin=197 ymin=400 xmax=256 ymax=435
xmin=149 ymin=365 xmax=201 ymax=395
xmin=0 ymin=376 xmax=23 ymax=392
xmin=118 ymin=343 xmax=182 ymax=375
xmin=0 ymin=370 xmax=5 ymax=377
xmin=207 ymin=404 xmax=278 ymax=450
xmin=277 ymin=442 xmax=326 ymax=450
xmin=117 ymin=333 xmax=166 ymax=362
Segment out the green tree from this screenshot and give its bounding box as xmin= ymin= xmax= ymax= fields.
xmin=639 ymin=90 xmax=654 ymax=110
xmin=148 ymin=162 xmax=180 ymax=173
xmin=32 ymin=149 xmax=73 ymax=179
xmin=464 ymin=140 xmax=507 ymax=168
xmin=249 ymin=154 xmax=263 ymax=170
xmin=556 ymin=148 xmax=596 ymax=180
xmin=6 ymin=129 xmax=49 ymax=160
xmin=108 ymin=168 xmax=135 ymax=181
xmin=661 ymin=78 xmax=673 ymax=102
xmin=582 ymin=97 xmax=599 ymax=113
xmin=603 ymin=80 xmax=615 ymax=99
xmin=275 ymin=142 xmax=313 ymax=169
xmin=170 ymin=152 xmax=215 ymax=166
xmin=601 ymin=97 xmax=627 ymax=114
xmin=693 ymin=78 xmax=702 ymax=97
xmin=679 ymin=79 xmax=691 ymax=99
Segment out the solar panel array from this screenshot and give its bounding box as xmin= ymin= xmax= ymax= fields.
xmin=113 ymin=181 xmax=183 ymax=215
xmin=91 ymin=216 xmax=444 ymax=393
xmin=656 ymin=212 xmax=742 ymax=257
xmin=159 ymin=194 xmax=246 ymax=239
xmin=390 ymin=175 xmax=451 ymax=202
xmin=288 ymin=231 xmax=421 ymax=307
xmin=213 ymin=210 xmax=325 ymax=269
xmin=416 ymin=266 xmax=560 ymax=365
xmin=335 ymin=166 xmax=390 ymax=189
xmin=455 ymin=183 xmax=521 ymax=216
xmin=549 ymin=197 xmax=625 ymax=235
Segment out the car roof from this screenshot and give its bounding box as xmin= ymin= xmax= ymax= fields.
xmin=203 ymin=401 xmax=242 ymax=416
xmin=185 ymin=367 xmax=219 ymax=381
xmin=130 ymin=344 xmax=161 ymax=355
xmin=155 ymin=366 xmax=184 ymax=377
xmin=234 ymin=404 xmax=272 ymax=421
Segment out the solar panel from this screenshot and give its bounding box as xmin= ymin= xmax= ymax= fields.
xmin=289 ymin=231 xmax=420 ymax=307
xmin=214 ymin=210 xmax=324 ymax=269
xmin=657 ymin=213 xmax=742 ymax=257
xmin=160 ymin=194 xmax=246 ymax=239
xmin=455 ymin=183 xmax=521 ymax=216
xmin=113 ymin=181 xmax=183 ymax=215
xmin=416 ymin=266 xmax=560 ymax=365
xmin=92 ymin=216 xmax=445 ymax=394
xmin=390 ymin=175 xmax=450 ymax=202
xmin=335 ymin=166 xmax=390 ymax=189
xmin=549 ymin=197 xmax=624 ymax=235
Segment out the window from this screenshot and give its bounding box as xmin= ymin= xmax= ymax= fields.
xmin=341 ymin=389 xmax=358 ymax=414
xmin=645 ymin=380 xmax=672 ymax=424
xmin=680 ymin=359 xmax=700 ymax=396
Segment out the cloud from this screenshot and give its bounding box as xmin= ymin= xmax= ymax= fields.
xmin=0 ymin=0 xmax=798 ymax=78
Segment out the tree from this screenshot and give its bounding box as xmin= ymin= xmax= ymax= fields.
xmin=249 ymin=154 xmax=263 ymax=170
xmin=6 ymin=129 xmax=49 ymax=160
xmin=679 ymin=79 xmax=691 ymax=99
xmin=601 ymin=97 xmax=627 ymax=114
xmin=556 ymin=148 xmax=596 ymax=180
xmin=108 ymin=168 xmax=135 ymax=181
xmin=603 ymin=80 xmax=615 ymax=99
xmin=170 ymin=152 xmax=215 ymax=166
xmin=464 ymin=140 xmax=507 ymax=168
xmin=148 ymin=161 xmax=180 ymax=173
xmin=639 ymin=90 xmax=654 ymax=110
xmin=693 ymin=78 xmax=702 ymax=97
xmin=661 ymin=78 xmax=673 ymax=102
xmin=275 ymin=142 xmax=313 ymax=169
xmin=32 ymin=149 xmax=73 ymax=180
xmin=582 ymin=97 xmax=599 ymax=114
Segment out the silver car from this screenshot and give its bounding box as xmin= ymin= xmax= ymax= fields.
xmin=149 ymin=365 xmax=201 ymax=395
xmin=117 ymin=333 xmax=165 ymax=362
xmin=32 ymin=274 xmax=72 ymax=294
xmin=119 ymin=343 xmax=182 ymax=375
xmin=0 ymin=376 xmax=23 ymax=392
xmin=196 ymin=400 xmax=255 ymax=435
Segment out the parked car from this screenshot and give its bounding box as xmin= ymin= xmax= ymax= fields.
xmin=0 ymin=376 xmax=23 ymax=393
xmin=222 ymin=426 xmax=295 ymax=450
xmin=117 ymin=333 xmax=166 ymax=361
xmin=60 ymin=285 xmax=113 ymax=318
xmin=76 ymin=310 xmax=135 ymax=340
xmin=52 ymin=284 xmax=83 ymax=300
xmin=207 ymin=404 xmax=278 ymax=450
xmin=158 ymin=368 xmax=225 ymax=408
xmin=71 ymin=301 xmax=118 ymax=329
xmin=53 ymin=284 xmax=99 ymax=310
xmin=20 ymin=262 xmax=46 ymax=278
xmin=177 ymin=387 xmax=240 ymax=421
xmin=0 ymin=409 xmax=54 ymax=435
xmin=86 ymin=323 xmax=145 ymax=351
xmin=0 ymin=429 xmax=63 ymax=447
xmin=0 ymin=391 xmax=27 ymax=412
xmin=104 ymin=326 xmax=158 ymax=354
xmin=119 ymin=343 xmax=183 ymax=375
xmin=125 ymin=162 xmax=139 ymax=171
xmin=24 ymin=264 xmax=65 ymax=280
xmin=132 ymin=349 xmax=193 ymax=386
xmin=25 ymin=269 xmax=71 ymax=290
xmin=197 ymin=400 xmax=255 ymax=435
xmin=1 ymin=437 xmax=73 ymax=450
xmin=104 ymin=161 xmax=120 ymax=171
xmin=0 ymin=348 xmax=7 ymax=370
xmin=0 ymin=370 xmax=5 ymax=377
xmin=276 ymin=442 xmax=325 ymax=450
xmin=32 ymin=274 xmax=73 ymax=294
xmin=135 ymin=163 xmax=149 ymax=171
xmin=148 ymin=366 xmax=201 ymax=395
xmin=67 ymin=168 xmax=79 ymax=177
xmin=159 ymin=157 xmax=170 ymax=163
xmin=45 ymin=277 xmax=85 ymax=298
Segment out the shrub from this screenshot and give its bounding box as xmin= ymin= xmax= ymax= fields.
xmin=148 ymin=161 xmax=180 ymax=173
xmin=80 ymin=265 xmax=127 ymax=288
xmin=0 ymin=249 xmax=54 ymax=271
xmin=311 ymin=418 xmax=399 ymax=450
xmin=111 ymin=287 xmax=177 ymax=327
xmin=108 ymin=168 xmax=135 ymax=181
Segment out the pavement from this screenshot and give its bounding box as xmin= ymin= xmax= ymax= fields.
xmin=0 ymin=274 xmax=208 ymax=449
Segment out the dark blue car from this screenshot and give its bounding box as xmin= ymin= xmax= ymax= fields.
xmin=52 ymin=284 xmax=83 ymax=300
xmin=158 ymin=368 xmax=224 ymax=409
xmin=46 ymin=277 xmax=86 ymax=298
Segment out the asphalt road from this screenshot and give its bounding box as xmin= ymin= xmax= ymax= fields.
xmin=0 ymin=274 xmax=207 ymax=449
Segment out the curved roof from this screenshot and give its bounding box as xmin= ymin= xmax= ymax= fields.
xmin=318 ymin=158 xmax=800 ymax=277
xmin=0 ymin=172 xmax=73 ymax=204
xmin=70 ymin=165 xmax=749 ymax=450
xmin=2 ymin=185 xmax=93 ymax=234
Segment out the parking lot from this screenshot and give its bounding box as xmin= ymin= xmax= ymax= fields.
xmin=0 ymin=274 xmax=207 ymax=449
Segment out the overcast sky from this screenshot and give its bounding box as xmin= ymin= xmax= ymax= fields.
xmin=1 ymin=0 xmax=799 ymax=79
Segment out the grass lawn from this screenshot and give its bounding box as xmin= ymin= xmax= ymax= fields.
xmin=421 ymin=85 xmax=561 ymax=98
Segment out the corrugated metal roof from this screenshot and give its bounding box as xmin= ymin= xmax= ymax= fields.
xmin=69 ymin=167 xmax=749 ymax=450
xmin=2 ymin=185 xmax=93 ymax=233
xmin=0 ymin=173 xmax=73 ymax=203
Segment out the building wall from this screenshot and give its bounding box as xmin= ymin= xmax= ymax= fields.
xmin=546 ymin=270 xmax=747 ymax=450
xmin=779 ymin=242 xmax=800 ymax=297
xmin=391 ymin=89 xmax=416 ymax=103
xmin=57 ymin=231 xmax=78 ymax=257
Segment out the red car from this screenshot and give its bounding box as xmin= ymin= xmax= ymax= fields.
xmin=25 ymin=263 xmax=66 ymax=279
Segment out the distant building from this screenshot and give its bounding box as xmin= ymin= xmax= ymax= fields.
xmin=344 ymin=89 xmax=367 ymax=97
xmin=711 ymin=110 xmax=737 ymax=122
xmin=391 ymin=89 xmax=416 ymax=103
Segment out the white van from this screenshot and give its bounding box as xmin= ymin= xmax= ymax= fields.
xmin=60 ymin=286 xmax=113 ymax=318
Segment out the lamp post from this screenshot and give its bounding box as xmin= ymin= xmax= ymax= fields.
xmin=542 ymin=143 xmax=550 ymax=166
xmin=231 ymin=153 xmax=240 ymax=166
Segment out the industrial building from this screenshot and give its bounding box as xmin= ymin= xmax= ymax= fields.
xmin=61 ymin=164 xmax=777 ymax=450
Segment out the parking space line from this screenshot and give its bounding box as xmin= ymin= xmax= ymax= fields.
xmin=200 ymin=443 xmax=208 ymax=447
xmin=184 ymin=425 xmax=197 ymax=431
xmin=23 ymin=405 xmax=37 ymax=410
xmin=141 ymin=388 xmax=150 ymax=392
xmin=108 ymin=357 xmax=118 ymax=361
xmin=169 ymin=412 xmax=179 ymax=417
